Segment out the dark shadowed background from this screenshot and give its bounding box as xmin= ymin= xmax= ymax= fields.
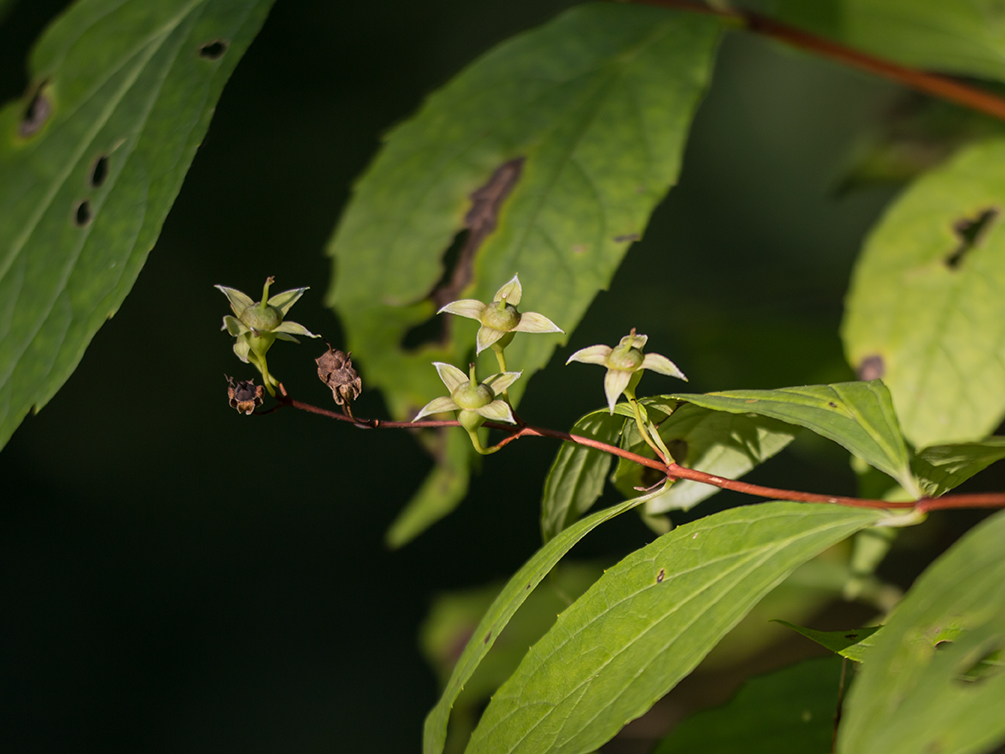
xmin=2 ymin=1 xmax=1000 ymax=751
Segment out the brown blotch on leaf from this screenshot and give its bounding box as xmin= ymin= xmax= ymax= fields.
xmin=947 ymin=207 xmax=999 ymax=270
xmin=432 ymin=157 xmax=525 ymax=309
xmin=227 ymin=376 xmax=264 ymax=415
xmin=656 ymin=568 xmax=665 ymax=583
xmin=199 ymin=40 xmax=228 ymax=59
xmin=857 ymin=354 xmax=885 ymax=381
xmin=613 ymin=233 xmax=640 ymax=243
xmin=19 ymin=84 xmax=51 ymax=137
xmin=316 ymin=345 xmax=362 ymax=406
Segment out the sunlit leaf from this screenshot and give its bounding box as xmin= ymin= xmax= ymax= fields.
xmin=653 ymin=656 xmax=844 ymax=754
xmin=614 ymin=400 xmax=800 ymax=515
xmin=673 ymin=382 xmax=919 ymax=496
xmin=912 ymin=438 xmax=1005 ymax=498
xmin=842 ymin=139 xmax=1005 ymax=448
xmin=838 ymin=509 xmax=1005 ymax=754
xmin=326 ymin=3 xmax=722 ymax=540
xmin=423 ymin=486 xmax=667 ymax=754
xmin=0 ymin=0 xmax=275 ymax=449
xmin=540 ymin=409 xmax=626 ymax=542
xmin=775 ymin=620 xmax=880 ymax=663
xmin=465 ymin=503 xmax=883 ymax=754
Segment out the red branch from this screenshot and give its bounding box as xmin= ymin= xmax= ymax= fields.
xmin=634 ymin=0 xmax=1005 ymax=122
xmin=269 ymin=395 xmax=1005 ymax=514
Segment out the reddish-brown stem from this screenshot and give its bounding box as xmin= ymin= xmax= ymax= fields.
xmin=267 ymin=395 xmax=1005 ymax=513
xmin=635 ymin=0 xmax=1005 ymax=122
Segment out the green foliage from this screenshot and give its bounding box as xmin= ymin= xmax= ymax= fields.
xmin=843 ymin=139 xmax=1005 ymax=449
xmin=539 ymin=408 xmax=624 ymax=542
xmin=673 ymin=382 xmax=920 ymax=496
xmin=912 ymin=438 xmax=1005 ymax=498
xmin=4 ymin=1 xmax=1005 ymax=752
xmin=775 ymin=620 xmax=880 ymax=663
xmin=0 ymin=0 xmax=275 ymax=449
xmin=422 ymin=485 xmax=666 ymax=754
xmin=326 ymin=2 xmax=721 ymax=540
xmin=839 ymin=509 xmax=1005 ymax=754
xmin=464 ymin=503 xmax=882 ymax=754
xmin=616 ymin=401 xmax=800 ymax=516
xmin=755 ymin=0 xmax=1005 ymax=83
xmin=653 ymin=656 xmax=844 ymax=754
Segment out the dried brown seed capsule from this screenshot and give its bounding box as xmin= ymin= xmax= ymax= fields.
xmin=226 ymin=376 xmax=264 ymax=415
xmin=316 ymin=345 xmax=362 ymax=406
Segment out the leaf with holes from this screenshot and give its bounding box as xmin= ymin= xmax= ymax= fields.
xmin=842 ymin=139 xmax=1005 ymax=448
xmin=0 ymin=0 xmax=275 ymax=449
xmin=613 ymin=400 xmax=800 ymax=516
xmin=755 ymin=0 xmax=1005 ymax=83
xmin=464 ymin=503 xmax=883 ymax=754
xmin=912 ymin=438 xmax=1005 ymax=498
xmin=652 ymin=656 xmax=844 ymax=754
xmin=325 ymin=3 xmax=722 ymax=540
xmin=672 ymin=382 xmax=920 ymax=497
xmin=540 ymin=408 xmax=627 ymax=543
xmin=422 ymin=485 xmax=667 ymax=754
xmin=837 ymin=509 xmax=1005 ymax=754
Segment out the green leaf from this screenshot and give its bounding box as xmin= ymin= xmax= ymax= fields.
xmin=421 ymin=562 xmax=604 ymax=705
xmin=614 ymin=401 xmax=800 ymax=515
xmin=422 ymin=486 xmax=667 ymax=754
xmin=912 ymin=438 xmax=1005 ymax=498
xmin=703 ymin=552 xmax=853 ymax=670
xmin=0 ymin=0 xmax=275 ymax=449
xmin=775 ymin=620 xmax=881 ymax=663
xmin=326 ymin=3 xmax=721 ymax=539
xmin=672 ymin=382 xmax=919 ymax=497
xmin=652 ymin=656 xmax=844 ymax=754
xmin=757 ymin=0 xmax=1005 ymax=83
xmin=540 ymin=409 xmax=626 ymax=542
xmin=0 ymin=0 xmax=18 ymax=26
xmin=465 ymin=502 xmax=883 ymax=754
xmin=420 ymin=562 xmax=606 ymax=754
xmin=838 ymin=509 xmax=1005 ymax=754
xmin=385 ymin=428 xmax=470 ymax=549
xmin=842 ymin=138 xmax=1005 ymax=449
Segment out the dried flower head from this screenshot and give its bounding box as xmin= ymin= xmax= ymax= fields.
xmin=316 ymin=345 xmax=362 ymax=406
xmin=226 ymin=376 xmax=264 ymax=415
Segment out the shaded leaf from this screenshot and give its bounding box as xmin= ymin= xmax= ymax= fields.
xmin=912 ymin=437 xmax=1005 ymax=498
xmin=842 ymin=138 xmax=1005 ymax=448
xmin=540 ymin=409 xmax=626 ymax=542
xmin=614 ymin=401 xmax=800 ymax=515
xmin=465 ymin=503 xmax=883 ymax=754
xmin=838 ymin=509 xmax=1005 ymax=754
xmin=673 ymin=382 xmax=919 ymax=496
xmin=421 ymin=562 xmax=604 ymax=706
xmin=775 ymin=620 xmax=880 ymax=663
xmin=420 ymin=562 xmax=605 ymax=754
xmin=326 ymin=3 xmax=722 ymax=539
xmin=755 ymin=0 xmax=1005 ymax=83
xmin=653 ymin=656 xmax=844 ymax=754
xmin=423 ymin=486 xmax=667 ymax=754
xmin=386 ymin=428 xmax=470 ymax=549
xmin=0 ymin=0 xmax=275 ymax=449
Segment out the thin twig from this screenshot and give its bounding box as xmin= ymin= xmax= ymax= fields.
xmin=265 ymin=394 xmax=1005 ymax=513
xmin=634 ymin=0 xmax=1005 ymax=122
